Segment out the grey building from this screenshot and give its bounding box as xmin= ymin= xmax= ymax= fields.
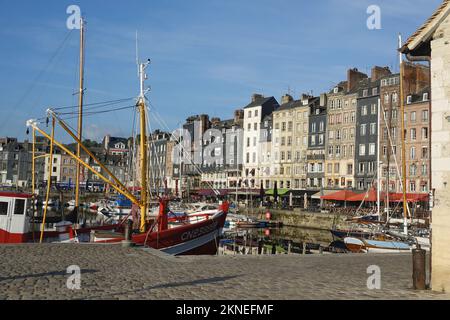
xmin=201 ymin=110 xmax=244 ymax=190
xmin=0 ymin=137 xmax=32 ymax=188
xmin=355 ymin=78 xmax=381 ymax=190
xmin=149 ymin=130 xmax=171 ymax=195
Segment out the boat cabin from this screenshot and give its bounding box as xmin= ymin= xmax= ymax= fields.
xmin=0 ymin=191 xmax=32 ymax=243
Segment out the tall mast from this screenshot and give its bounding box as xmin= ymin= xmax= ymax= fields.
xmin=377 ymin=98 xmax=381 ymax=219
xmin=138 ymin=60 xmax=150 ymax=233
xmin=75 ymin=17 xmax=85 ymax=209
xmin=398 ymin=34 xmax=408 ymax=235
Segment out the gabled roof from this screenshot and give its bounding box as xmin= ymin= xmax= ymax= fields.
xmin=243 ymin=96 xmax=276 ymax=109
xmin=401 ymin=0 xmax=450 ymax=55
xmin=277 ymin=99 xmax=304 ymax=111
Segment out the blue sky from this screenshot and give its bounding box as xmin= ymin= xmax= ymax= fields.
xmin=0 ymin=0 xmax=442 ymax=142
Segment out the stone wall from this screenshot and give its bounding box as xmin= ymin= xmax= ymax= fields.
xmin=430 ymin=14 xmax=450 ymax=292
xmin=249 ymin=208 xmax=352 ymax=230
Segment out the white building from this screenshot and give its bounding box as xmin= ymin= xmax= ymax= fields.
xmin=242 ymin=94 xmax=279 ymax=189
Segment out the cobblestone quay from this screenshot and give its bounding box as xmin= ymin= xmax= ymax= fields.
xmin=0 ymin=244 xmax=448 ymax=300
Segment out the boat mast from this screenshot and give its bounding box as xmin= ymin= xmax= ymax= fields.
xmin=398 ymin=34 xmax=408 ymax=235
xmin=138 ymin=60 xmax=150 ymax=233
xmin=377 ymin=97 xmax=381 ymax=220
xmin=75 ymin=17 xmax=85 ymax=209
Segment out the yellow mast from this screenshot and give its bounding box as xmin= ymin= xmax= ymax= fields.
xmin=40 ymin=117 xmax=55 ymax=243
xmin=75 ymin=17 xmax=85 ymax=209
xmin=138 ymin=61 xmax=150 ymax=233
xmin=31 ymin=128 xmax=35 ymax=196
xmin=399 ymin=34 xmax=408 ymax=234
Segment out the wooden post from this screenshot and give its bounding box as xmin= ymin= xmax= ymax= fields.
xmin=413 ymin=246 xmax=427 ymax=290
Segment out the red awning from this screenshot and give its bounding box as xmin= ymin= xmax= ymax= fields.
xmin=347 ymin=188 xmax=385 ymax=202
xmin=321 ymin=190 xmax=358 ymax=201
xmin=389 ymin=192 xmax=429 ymax=202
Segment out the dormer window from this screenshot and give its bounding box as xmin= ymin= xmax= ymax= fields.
xmin=315 ymin=109 xmax=320 ymax=115
xmin=423 ymin=92 xmax=429 ymax=101
xmin=363 ymin=89 xmax=368 ymax=97
xmin=333 ymin=87 xmax=339 ymax=94
xmin=407 ymin=95 xmax=412 ymax=104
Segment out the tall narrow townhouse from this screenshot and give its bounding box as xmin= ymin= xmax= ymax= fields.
xmin=306 ymin=96 xmax=326 ymax=189
xmin=292 ymin=95 xmax=310 ymax=189
xmin=379 ymin=63 xmax=430 ymax=193
xmin=272 ymin=94 xmax=297 ymax=190
xmin=325 ymin=68 xmax=367 ymax=189
xmin=242 ymin=94 xmax=279 ymax=189
xmin=355 ymin=77 xmax=381 ymax=190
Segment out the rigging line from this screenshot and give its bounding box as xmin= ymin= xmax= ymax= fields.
xmin=52 ymin=97 xmax=135 ymax=111
xmin=54 ymin=105 xmax=136 ymax=120
xmin=0 ymin=29 xmax=75 ymax=130
xmin=382 ymin=105 xmax=412 ymax=218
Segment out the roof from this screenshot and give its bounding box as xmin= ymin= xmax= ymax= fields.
xmin=401 ymin=0 xmax=450 ymax=54
xmin=276 ymin=99 xmax=304 ymax=111
xmin=243 ymin=96 xmax=276 ymax=109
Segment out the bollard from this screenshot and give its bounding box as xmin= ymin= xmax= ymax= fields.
xmin=287 ymin=241 xmax=292 ymax=255
xmin=258 ymin=240 xmax=263 ymax=255
xmin=302 ymin=242 xmax=307 ymax=255
xmin=271 ymin=243 xmax=276 ymax=255
xmin=412 ymin=245 xmax=426 ymax=290
xmin=121 ymin=219 xmax=134 ymax=247
xmin=89 ymin=230 xmax=95 ymax=243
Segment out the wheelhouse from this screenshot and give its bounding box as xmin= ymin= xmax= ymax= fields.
xmin=0 ymin=191 xmax=32 ymax=243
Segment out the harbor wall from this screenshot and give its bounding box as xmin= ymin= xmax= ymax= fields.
xmin=246 ymin=208 xmax=352 ymax=230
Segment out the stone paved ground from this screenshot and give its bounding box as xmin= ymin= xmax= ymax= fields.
xmin=0 ymin=244 xmax=449 ymax=300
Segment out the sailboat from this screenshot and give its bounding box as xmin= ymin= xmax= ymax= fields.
xmin=343 ymin=34 xmax=430 ymax=253
xmin=1 ymin=18 xmax=228 ymax=255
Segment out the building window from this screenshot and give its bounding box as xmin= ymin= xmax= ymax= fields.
xmin=411 ymin=111 xmax=416 ymax=122
xmin=369 ymin=143 xmax=376 ymax=155
xmin=370 ymin=123 xmax=376 ymax=135
xmin=359 ymin=162 xmax=365 ymax=173
xmin=410 ymin=164 xmax=417 ymax=176
xmin=347 ymin=164 xmax=353 ymax=175
xmin=423 ymin=93 xmax=429 ymax=101
xmin=248 ymin=111 xmax=252 ymax=118
xmin=363 ymin=89 xmax=368 ymax=97
xmin=360 ymin=124 xmax=367 ymax=136
xmin=371 ymin=104 xmax=377 ymax=114
xmin=359 ymin=144 xmax=366 ymax=156
xmin=422 ymin=127 xmax=428 ymax=140
xmin=422 ymin=147 xmax=428 ymax=159
xmin=422 ymin=110 xmax=429 ymax=121
xmin=410 ymin=128 xmax=417 ymax=140
xmin=362 ymin=105 xmax=368 ymax=116
xmin=372 ymin=88 xmax=378 ymax=96
xmin=318 ymin=134 xmax=324 ymax=145
xmin=319 ymin=121 xmax=324 ymax=132
xmin=410 ymin=147 xmax=416 ymax=160
xmin=255 ymin=110 xmax=259 ymax=117
xmin=384 ymin=93 xmax=390 ymax=104
xmin=406 ymin=95 xmax=412 ymax=104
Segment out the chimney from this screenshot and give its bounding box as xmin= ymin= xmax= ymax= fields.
xmin=371 ymin=66 xmax=391 ymax=82
xmin=347 ymin=68 xmax=368 ymax=92
xmin=252 ymin=93 xmax=264 ymax=102
xmin=320 ymin=93 xmax=328 ymax=107
xmin=281 ymin=94 xmax=294 ymax=105
xmin=234 ymin=109 xmax=244 ymax=124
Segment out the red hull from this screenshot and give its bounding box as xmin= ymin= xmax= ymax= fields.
xmin=132 ymin=211 xmax=227 ymax=255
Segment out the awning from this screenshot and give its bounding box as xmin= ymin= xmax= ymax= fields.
xmin=321 ymin=190 xmax=358 ymax=201
xmin=198 ymin=189 xmax=228 ymax=196
xmin=389 ymin=192 xmax=429 ymax=203
xmin=311 ymin=190 xmax=337 ymax=199
xmin=265 ymin=188 xmax=290 ymax=196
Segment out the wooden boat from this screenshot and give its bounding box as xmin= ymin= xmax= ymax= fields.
xmin=344 ymin=236 xmax=412 ymax=253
